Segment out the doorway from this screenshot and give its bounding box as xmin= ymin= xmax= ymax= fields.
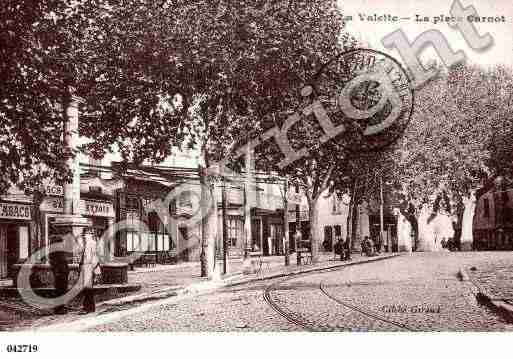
xmin=1 ymin=224 xmax=29 ymax=278
xmin=0 ymin=226 xmax=7 ymax=278
xmin=250 ymin=218 xmax=262 ymax=252
xmin=323 ymin=226 xmax=333 ymax=252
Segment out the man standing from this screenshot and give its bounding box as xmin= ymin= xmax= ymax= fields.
xmin=48 ymin=235 xmax=70 ymax=315
xmin=79 ymin=229 xmax=100 ymax=313
xmin=333 ymin=235 xmax=342 ymax=260
xmin=343 ymin=236 xmax=351 ymax=260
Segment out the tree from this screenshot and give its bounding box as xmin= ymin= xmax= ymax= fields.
xmin=1 ymin=0 xmax=190 ymax=193
xmin=386 ymin=63 xmax=513 ymax=237
xmin=172 ymin=1 xmax=352 ymax=268
xmin=1 ymin=0 xmax=353 ymax=273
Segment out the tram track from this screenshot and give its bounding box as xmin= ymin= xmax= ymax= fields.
xmin=263 ymin=258 xmax=415 ymax=331
xmin=318 ymin=281 xmax=415 ymax=331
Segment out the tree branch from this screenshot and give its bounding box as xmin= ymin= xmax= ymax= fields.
xmin=314 ymin=163 xmax=335 ymax=202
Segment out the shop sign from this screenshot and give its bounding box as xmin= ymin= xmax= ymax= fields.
xmin=40 ymin=198 xmax=115 ymax=218
xmin=83 ymin=201 xmax=115 ymax=217
xmin=0 ymin=202 xmax=32 ymax=220
xmin=43 ymin=185 xmax=64 ymax=196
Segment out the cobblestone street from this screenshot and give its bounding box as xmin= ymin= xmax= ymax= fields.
xmin=0 ymin=253 xmax=372 ymax=330
xmin=466 ymin=257 xmax=513 ymax=301
xmin=86 ymin=252 xmax=513 ymax=332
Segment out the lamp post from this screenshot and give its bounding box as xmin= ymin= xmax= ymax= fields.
xmin=221 ymin=180 xmax=228 ymax=275
xmin=295 ymin=182 xmax=301 ymax=265
xmin=243 ymin=148 xmax=253 ymax=258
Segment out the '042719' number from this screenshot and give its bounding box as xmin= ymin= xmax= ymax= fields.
xmin=6 ymin=345 xmax=38 ymax=353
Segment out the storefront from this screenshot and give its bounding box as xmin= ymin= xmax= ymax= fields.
xmin=40 ymin=195 xmax=116 ymax=258
xmin=38 ymin=177 xmax=120 ymax=261
xmin=115 ymin=176 xmax=178 ymax=263
xmin=252 ymin=208 xmax=284 ymax=256
xmin=288 ymin=207 xmax=310 ymax=251
xmin=217 ymin=212 xmax=244 ymax=258
xmin=0 ymin=201 xmax=33 ymax=278
xmin=215 ymin=208 xmax=285 ymax=258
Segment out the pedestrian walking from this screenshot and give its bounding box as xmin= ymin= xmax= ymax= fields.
xmin=79 ymin=229 xmax=100 ymax=313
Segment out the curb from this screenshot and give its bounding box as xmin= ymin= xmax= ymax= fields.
xmin=458 ymin=267 xmax=513 ymax=323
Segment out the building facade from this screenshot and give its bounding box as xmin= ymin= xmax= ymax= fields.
xmin=0 ymin=193 xmax=34 ymax=278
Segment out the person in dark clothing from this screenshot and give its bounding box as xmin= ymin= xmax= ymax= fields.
xmin=362 ymin=236 xmax=373 ymax=256
xmin=343 ymin=238 xmax=351 ymax=260
xmin=79 ymin=230 xmax=100 ymax=313
xmin=334 ymin=236 xmax=342 ymax=254
xmin=48 ymin=235 xmax=70 ymax=315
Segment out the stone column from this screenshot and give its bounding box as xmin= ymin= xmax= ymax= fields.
xmin=52 ymin=91 xmax=91 ymax=261
xmin=106 ymin=218 xmax=115 ymax=261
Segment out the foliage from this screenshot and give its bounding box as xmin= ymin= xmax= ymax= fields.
xmin=1 ymin=0 xmax=354 ymax=196
xmin=388 ymin=63 xmax=513 ymax=207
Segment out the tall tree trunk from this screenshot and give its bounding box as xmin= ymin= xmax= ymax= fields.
xmin=460 ymin=196 xmax=476 ymax=251
xmin=199 ymin=164 xmax=209 ymax=277
xmin=307 ymin=196 xmax=320 ymax=263
xmin=347 ymin=180 xmax=359 ymax=252
xmin=199 ymin=151 xmax=218 ymax=279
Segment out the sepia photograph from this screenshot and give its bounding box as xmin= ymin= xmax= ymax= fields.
xmin=1 ymin=0 xmax=513 ymax=357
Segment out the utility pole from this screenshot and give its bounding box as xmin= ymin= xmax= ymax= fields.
xmin=221 ymin=180 xmax=228 ymax=275
xmin=243 ymin=148 xmax=253 ymax=258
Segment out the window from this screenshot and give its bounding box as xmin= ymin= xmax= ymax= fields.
xmin=126 ymin=196 xmax=139 ymax=211
xmin=227 ymin=216 xmax=243 ymax=247
xmin=334 ymin=225 xmax=342 ymax=237
xmin=483 ymin=198 xmax=490 ymax=218
xmin=145 ymin=233 xmax=155 ymax=251
xmin=126 ymin=232 xmax=141 ymax=252
xmin=163 ymin=234 xmax=171 ymax=251
xmin=125 ymin=207 xmax=175 ymax=252
xmin=140 ymin=232 xmax=150 ymax=252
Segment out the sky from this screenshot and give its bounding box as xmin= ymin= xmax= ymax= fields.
xmin=339 ymin=0 xmax=513 ymax=69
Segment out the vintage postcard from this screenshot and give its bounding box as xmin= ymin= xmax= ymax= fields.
xmin=1 ymin=0 xmax=513 ymax=357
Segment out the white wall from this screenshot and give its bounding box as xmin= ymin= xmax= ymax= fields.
xmin=315 ymin=190 xmax=350 ymax=246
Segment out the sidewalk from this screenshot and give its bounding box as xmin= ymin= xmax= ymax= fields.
xmin=2 ymin=252 xmax=399 ymax=331
xmin=460 ymin=256 xmax=513 ymax=322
